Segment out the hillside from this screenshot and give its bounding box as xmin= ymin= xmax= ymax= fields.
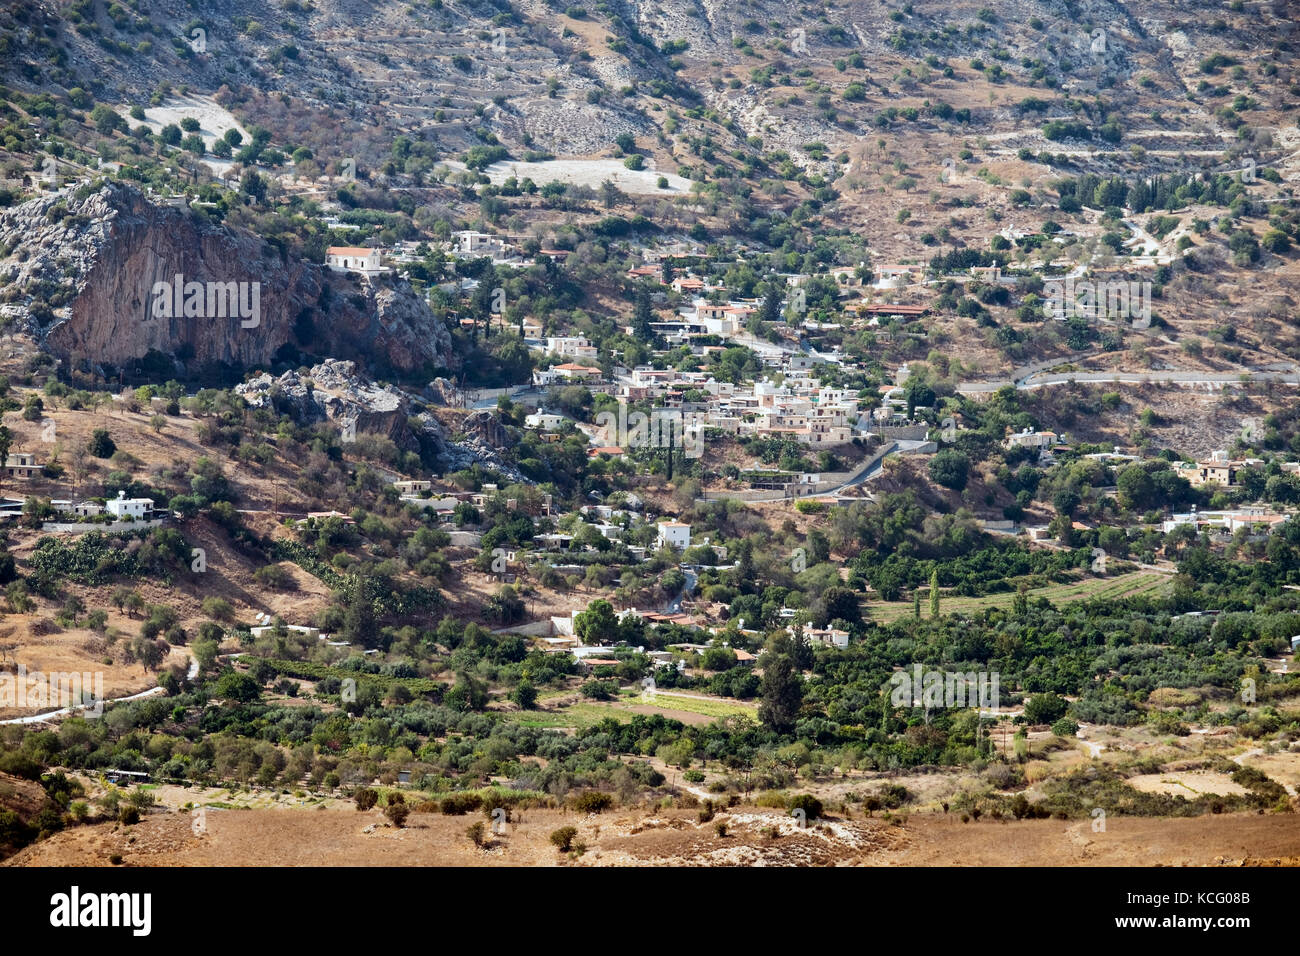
xmin=0 ymin=0 xmax=1296 ymax=883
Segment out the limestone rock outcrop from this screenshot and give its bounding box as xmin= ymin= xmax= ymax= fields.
xmin=0 ymin=182 xmax=453 ymax=377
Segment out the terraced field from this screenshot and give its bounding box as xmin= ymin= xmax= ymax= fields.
xmin=865 ymin=570 xmax=1172 ymax=624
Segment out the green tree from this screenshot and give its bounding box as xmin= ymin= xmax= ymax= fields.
xmin=213 ymin=670 xmax=261 ymax=702
xmin=87 ymin=429 xmax=116 ymax=459
xmin=929 ymin=568 xmax=940 ymax=617
xmin=574 ymin=598 xmax=617 ymax=644
xmin=1024 ymin=693 xmax=1069 ymax=725
xmin=631 ymin=290 xmax=655 ymax=343
xmin=1117 ymin=465 xmax=1155 ymax=511
xmin=760 ymin=282 xmax=783 ymax=325
xmin=758 ymin=652 xmax=803 ymax=734
xmin=512 ymin=680 xmax=538 ymax=709
xmin=928 ymin=449 xmax=970 ymax=490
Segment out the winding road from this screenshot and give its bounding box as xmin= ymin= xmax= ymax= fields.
xmin=959 ymin=357 xmax=1300 ymax=394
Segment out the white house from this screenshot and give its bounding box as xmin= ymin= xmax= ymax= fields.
xmin=392 ymin=480 xmax=433 ymax=495
xmin=325 ymin=246 xmax=387 ymax=274
xmin=657 ymin=521 xmax=691 ymax=551
xmin=525 ymin=412 xmax=568 ymax=431
xmin=794 ymin=625 xmax=850 ymax=649
xmin=1004 ymin=428 xmax=1059 ymax=451
xmin=533 ymin=363 xmax=603 ymax=386
xmin=105 ymin=491 xmax=153 ymax=520
xmin=52 ymin=499 xmax=103 ymax=518
xmin=452 ymin=231 xmax=506 ymax=256
xmin=545 ymin=337 xmax=598 ymax=360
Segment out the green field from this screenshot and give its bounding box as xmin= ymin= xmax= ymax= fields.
xmin=865 ymin=570 xmax=1171 ymax=623
xmin=509 ymin=687 xmax=756 ymax=729
xmin=625 ymin=689 xmax=757 ymax=720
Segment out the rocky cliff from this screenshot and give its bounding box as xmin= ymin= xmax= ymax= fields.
xmin=237 ymin=359 xmax=529 ymax=482
xmin=0 ymin=182 xmax=454 ymax=378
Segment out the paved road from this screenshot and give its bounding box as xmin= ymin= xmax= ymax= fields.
xmin=1020 ymin=370 xmax=1300 ymax=390
xmin=666 ymin=567 xmax=697 ymax=614
xmin=960 ymin=365 xmax=1300 ymax=393
xmin=956 ymin=349 xmax=1109 ymax=393
xmin=795 ymin=441 xmax=900 ymax=499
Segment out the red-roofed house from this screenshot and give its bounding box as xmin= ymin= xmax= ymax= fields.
xmin=326 ymin=246 xmax=387 ymax=275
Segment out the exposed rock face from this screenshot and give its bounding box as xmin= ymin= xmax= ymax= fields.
xmin=427 ymin=377 xmax=460 ymax=406
xmin=417 ymin=410 xmax=529 ymax=485
xmin=236 ymin=359 xmax=414 ymax=447
xmin=237 ymin=359 xmax=529 ymax=482
xmin=0 ymin=182 xmax=453 ymax=377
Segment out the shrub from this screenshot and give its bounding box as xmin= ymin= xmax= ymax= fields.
xmin=440 ymin=793 xmax=484 ymax=815
xmin=1051 ymin=717 xmax=1079 ymax=737
xmin=788 ymin=792 xmax=823 ymax=821
xmin=354 ymin=788 xmax=378 ymax=811
xmin=550 ymin=825 xmax=578 ymax=851
xmin=571 ymin=791 xmax=613 ymax=813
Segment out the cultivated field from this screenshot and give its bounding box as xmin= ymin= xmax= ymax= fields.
xmin=865 ymin=570 xmax=1172 ymax=623
xmin=8 ymin=805 xmax=1298 ymax=867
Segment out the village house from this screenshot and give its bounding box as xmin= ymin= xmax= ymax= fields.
xmin=533 ymin=363 xmax=604 ymax=386
xmin=1173 ymin=451 xmax=1261 ymax=488
xmin=105 ymin=491 xmax=153 ymax=520
xmin=544 ymin=336 xmax=599 ymax=360
xmin=392 ymin=479 xmax=433 ymax=495
xmin=52 ymin=499 xmax=104 ymax=518
xmin=657 ymin=520 xmax=691 ymax=551
xmin=299 ymin=510 xmax=355 ymax=525
xmin=451 ymin=230 xmax=507 ymax=257
xmin=525 ymin=412 xmax=569 ymax=431
xmin=852 ymin=302 xmax=929 ymax=320
xmin=1004 ymin=428 xmax=1059 ymax=451
xmin=796 ymin=625 xmax=851 ymax=649
xmin=325 ymin=246 xmax=387 ymax=275
xmin=3 ymin=452 xmax=41 ymax=480
xmin=872 ymin=264 xmax=921 ymax=289
xmin=402 ymin=497 xmax=459 ymax=520
xmin=1162 ymin=508 xmax=1291 ymax=534
xmin=626 ymin=264 xmax=663 ymax=282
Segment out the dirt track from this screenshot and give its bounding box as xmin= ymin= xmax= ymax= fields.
xmin=7 ymin=807 xmax=1299 ymax=867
